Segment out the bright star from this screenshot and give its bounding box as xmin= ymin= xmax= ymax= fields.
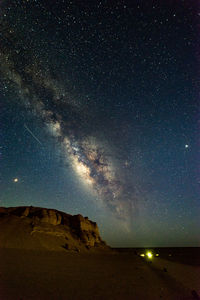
xmin=185 ymin=144 xmax=189 ymax=149
xmin=13 ymin=178 xmax=18 ymax=182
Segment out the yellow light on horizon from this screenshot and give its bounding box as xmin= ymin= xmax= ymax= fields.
xmin=146 ymin=252 xmax=153 ymax=259
xmin=140 ymin=253 xmax=145 ymax=257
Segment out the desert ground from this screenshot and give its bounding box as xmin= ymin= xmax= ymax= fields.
xmin=0 ymin=247 xmax=199 ymax=300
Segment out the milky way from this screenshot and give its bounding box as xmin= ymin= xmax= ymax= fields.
xmin=0 ymin=13 xmax=136 ymax=221
xmin=1 ymin=0 xmax=199 ymax=246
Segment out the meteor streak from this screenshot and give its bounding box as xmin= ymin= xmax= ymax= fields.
xmin=24 ymin=124 xmax=42 ymax=146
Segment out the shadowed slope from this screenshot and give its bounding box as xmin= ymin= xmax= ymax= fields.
xmin=0 ymin=206 xmax=108 ymax=252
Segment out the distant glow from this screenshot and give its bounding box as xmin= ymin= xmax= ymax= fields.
xmin=74 ymin=160 xmax=94 ymax=185
xmin=140 ymin=253 xmax=145 ymax=257
xmin=156 ymin=254 xmax=159 ymax=257
xmin=76 ymin=162 xmax=89 ymax=175
xmin=13 ymin=178 xmax=18 ymax=182
xmin=146 ymin=252 xmax=153 ymax=259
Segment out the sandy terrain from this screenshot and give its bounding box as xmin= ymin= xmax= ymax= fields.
xmin=0 ymin=248 xmax=199 ymax=300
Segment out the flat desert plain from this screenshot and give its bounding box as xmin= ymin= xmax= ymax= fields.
xmin=0 ymin=248 xmax=199 ymax=300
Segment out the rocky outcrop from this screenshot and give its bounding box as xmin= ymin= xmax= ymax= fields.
xmin=0 ymin=206 xmax=108 ymax=251
xmin=70 ymin=214 xmax=102 ymax=247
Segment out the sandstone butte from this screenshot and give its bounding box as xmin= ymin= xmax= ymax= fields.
xmin=0 ymin=206 xmax=109 ymax=252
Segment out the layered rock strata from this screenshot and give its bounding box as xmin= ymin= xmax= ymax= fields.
xmin=0 ymin=206 xmax=108 ymax=251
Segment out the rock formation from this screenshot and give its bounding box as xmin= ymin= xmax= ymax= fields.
xmin=0 ymin=206 xmax=108 ymax=251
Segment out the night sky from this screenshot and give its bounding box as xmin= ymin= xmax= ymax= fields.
xmin=0 ymin=0 xmax=199 ymax=247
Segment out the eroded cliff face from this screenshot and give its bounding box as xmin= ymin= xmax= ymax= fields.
xmin=0 ymin=206 xmax=108 ymax=251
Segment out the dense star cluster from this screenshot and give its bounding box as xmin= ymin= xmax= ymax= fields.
xmin=0 ymin=1 xmax=199 ymax=246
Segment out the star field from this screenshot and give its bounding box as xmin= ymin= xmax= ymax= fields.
xmin=0 ymin=0 xmax=199 ymax=246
